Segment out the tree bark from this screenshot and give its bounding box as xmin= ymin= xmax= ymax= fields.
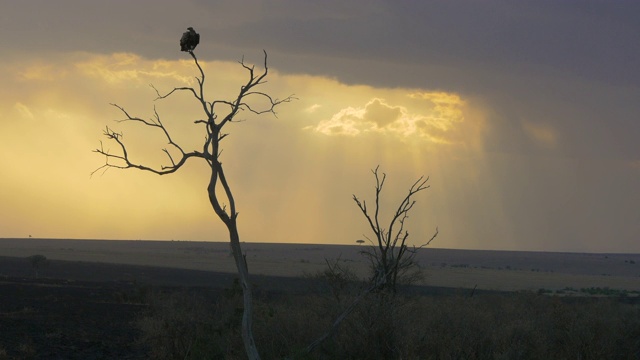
xmin=227 ymin=219 xmax=260 ymax=360
xmin=207 ymin=163 xmax=260 ymax=359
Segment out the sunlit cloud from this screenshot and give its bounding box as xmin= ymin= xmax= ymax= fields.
xmin=74 ymin=53 xmax=194 ymax=85
xmin=18 ymin=63 xmax=65 ymax=81
xmin=304 ymin=104 xmax=321 ymax=113
xmin=363 ymin=98 xmax=403 ymax=128
xmin=310 ymin=104 xmax=368 ymax=136
xmin=309 ymin=92 xmax=468 ymax=145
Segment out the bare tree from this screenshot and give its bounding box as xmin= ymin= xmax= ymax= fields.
xmin=299 ymin=168 xmax=439 ymax=358
xmin=353 ymin=166 xmax=438 ymax=293
xmin=93 ymin=49 xmax=293 ymax=360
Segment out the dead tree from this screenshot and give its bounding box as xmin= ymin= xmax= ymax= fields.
xmin=299 ymin=168 xmax=439 ymax=358
xmin=353 ymin=166 xmax=438 ymax=293
xmin=93 ymin=50 xmax=292 ymax=360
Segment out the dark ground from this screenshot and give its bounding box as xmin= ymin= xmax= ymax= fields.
xmin=0 ymin=256 xmax=471 ymax=359
xmin=0 ymin=277 xmax=147 ymax=359
xmin=0 ymin=256 xmax=309 ymax=359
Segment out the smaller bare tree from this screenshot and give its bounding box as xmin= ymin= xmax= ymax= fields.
xmin=353 ymin=166 xmax=438 ymax=293
xmin=300 ymin=167 xmax=439 ymax=358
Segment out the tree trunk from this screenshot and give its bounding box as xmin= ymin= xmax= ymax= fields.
xmin=227 ymin=218 xmax=260 ymax=360
xmin=207 ymin=168 xmax=260 ymax=360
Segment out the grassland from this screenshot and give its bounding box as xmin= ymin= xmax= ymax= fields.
xmin=1 ymin=238 xmax=639 ymax=359
xmin=1 ymin=238 xmax=639 ymax=292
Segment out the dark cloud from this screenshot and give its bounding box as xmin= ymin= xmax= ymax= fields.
xmin=185 ymin=1 xmax=638 ymax=161
xmin=4 ymin=1 xmax=638 ymax=89
xmin=178 ymin=1 xmax=640 ymax=90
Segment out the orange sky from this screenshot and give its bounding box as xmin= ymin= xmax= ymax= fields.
xmin=0 ymin=1 xmax=638 ymax=252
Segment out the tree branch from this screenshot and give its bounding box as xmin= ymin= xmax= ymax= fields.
xmin=92 ymin=104 xmax=203 ymax=177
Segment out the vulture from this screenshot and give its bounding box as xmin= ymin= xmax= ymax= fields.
xmin=180 ymin=27 xmax=200 ymax=52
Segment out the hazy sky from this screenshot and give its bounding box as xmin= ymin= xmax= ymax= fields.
xmin=0 ymin=1 xmax=638 ymax=252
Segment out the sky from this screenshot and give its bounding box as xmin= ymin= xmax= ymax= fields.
xmin=0 ymin=0 xmax=638 ymax=252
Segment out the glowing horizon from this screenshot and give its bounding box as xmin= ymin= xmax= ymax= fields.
xmin=0 ymin=52 xmax=479 ymax=247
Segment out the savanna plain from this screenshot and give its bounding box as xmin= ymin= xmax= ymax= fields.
xmin=1 ymin=238 xmax=639 ymax=359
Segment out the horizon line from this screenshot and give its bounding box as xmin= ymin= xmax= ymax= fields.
xmin=1 ymin=237 xmax=638 ymax=256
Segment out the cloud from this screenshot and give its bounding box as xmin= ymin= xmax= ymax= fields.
xmin=304 ymin=104 xmax=321 ymax=113
xmin=310 ymin=105 xmax=366 ymax=136
xmin=18 ymin=64 xmax=64 ymax=81
xmin=74 ymin=53 xmax=194 ymax=85
xmin=363 ymin=99 xmax=402 ymax=128
xmin=409 ymin=92 xmax=465 ymax=130
xmin=309 ymin=98 xmax=408 ymax=136
xmin=309 ymin=93 xmax=470 ymax=145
